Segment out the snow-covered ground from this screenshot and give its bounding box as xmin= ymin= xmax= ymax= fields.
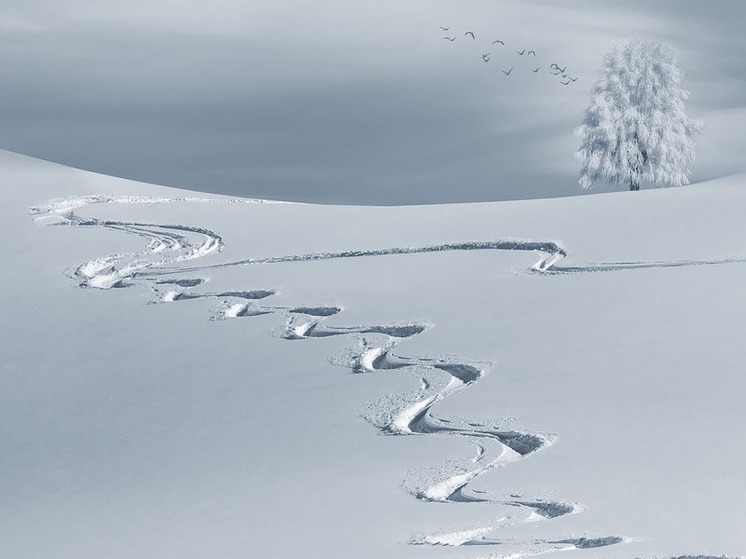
xmin=2 ymin=148 xmax=745 ymax=558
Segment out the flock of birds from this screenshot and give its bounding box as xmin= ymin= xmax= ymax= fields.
xmin=439 ymin=26 xmax=579 ymax=85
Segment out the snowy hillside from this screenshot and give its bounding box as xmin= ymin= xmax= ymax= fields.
xmin=2 ymin=149 xmax=745 ymax=559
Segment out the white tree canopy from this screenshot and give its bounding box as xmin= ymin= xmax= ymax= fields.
xmin=575 ymin=39 xmax=704 ymax=191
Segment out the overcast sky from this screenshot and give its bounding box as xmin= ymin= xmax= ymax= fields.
xmin=1 ymin=0 xmax=745 ymax=204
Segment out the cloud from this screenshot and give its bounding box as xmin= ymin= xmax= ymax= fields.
xmin=0 ymin=0 xmax=742 ymax=203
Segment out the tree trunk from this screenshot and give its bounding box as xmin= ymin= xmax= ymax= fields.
xmin=630 ymin=181 xmax=640 ymax=191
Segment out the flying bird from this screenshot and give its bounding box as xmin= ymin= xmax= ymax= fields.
xmin=502 ymin=67 xmax=513 ymax=75
xmin=527 ymin=50 xmax=536 ymax=56
xmin=561 ymin=79 xmax=571 ymax=85
xmin=568 ymin=76 xmax=579 ymax=82
xmin=443 ymin=36 xmax=456 ymax=41
xmin=440 ymin=26 xmax=450 ymax=31
xmin=481 ymin=53 xmax=491 ymax=62
xmin=561 ymin=73 xmax=569 ymax=78
xmin=556 ymin=65 xmax=568 ymax=73
xmin=516 ymin=49 xmax=526 ymax=55
xmin=465 ymin=31 xmax=475 ymax=39
xmin=533 ymin=67 xmax=540 ymax=73
xmin=492 ymin=39 xmax=505 ymax=45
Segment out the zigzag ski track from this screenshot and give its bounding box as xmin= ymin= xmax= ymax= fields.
xmin=30 ymin=195 xmax=743 ymax=559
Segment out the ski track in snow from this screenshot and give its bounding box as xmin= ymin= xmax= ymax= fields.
xmin=30 ymin=195 xmax=744 ymax=559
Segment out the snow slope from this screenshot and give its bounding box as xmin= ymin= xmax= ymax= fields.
xmin=1 ymin=148 xmax=745 ymax=559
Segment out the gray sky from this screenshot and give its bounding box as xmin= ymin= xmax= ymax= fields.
xmin=1 ymin=0 xmax=745 ymax=204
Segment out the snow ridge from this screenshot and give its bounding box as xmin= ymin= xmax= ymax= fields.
xmin=30 ymin=195 xmax=741 ymax=558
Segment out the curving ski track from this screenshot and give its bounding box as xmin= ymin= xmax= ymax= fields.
xmin=30 ymin=196 xmax=743 ymax=559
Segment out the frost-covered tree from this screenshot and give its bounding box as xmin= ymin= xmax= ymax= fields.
xmin=575 ymin=39 xmax=704 ymax=191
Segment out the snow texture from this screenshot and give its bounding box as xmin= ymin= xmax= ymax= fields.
xmin=1 ymin=149 xmax=745 ymax=559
